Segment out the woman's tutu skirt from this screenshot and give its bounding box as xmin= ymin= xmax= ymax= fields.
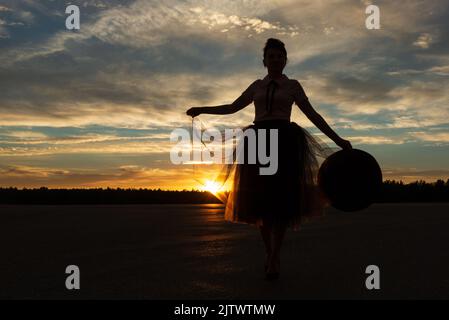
xmin=220 ymin=119 xmax=335 ymax=231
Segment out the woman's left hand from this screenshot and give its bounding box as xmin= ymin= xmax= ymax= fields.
xmin=337 ymin=138 xmax=352 ymax=150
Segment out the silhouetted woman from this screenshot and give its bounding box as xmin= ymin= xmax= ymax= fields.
xmin=187 ymin=38 xmax=352 ymax=280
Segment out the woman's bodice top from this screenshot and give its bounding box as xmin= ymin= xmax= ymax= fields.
xmin=234 ymin=73 xmax=309 ymax=122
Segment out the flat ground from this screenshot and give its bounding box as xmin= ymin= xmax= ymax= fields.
xmin=1 ymin=203 xmax=448 ymax=299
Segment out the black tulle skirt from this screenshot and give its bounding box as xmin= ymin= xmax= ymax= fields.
xmin=219 ymin=119 xmax=335 ymax=231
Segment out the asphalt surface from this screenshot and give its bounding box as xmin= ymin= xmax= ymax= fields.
xmin=1 ymin=203 xmax=448 ymax=299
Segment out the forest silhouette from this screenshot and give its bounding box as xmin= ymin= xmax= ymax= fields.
xmin=1 ymin=179 xmax=449 ymax=204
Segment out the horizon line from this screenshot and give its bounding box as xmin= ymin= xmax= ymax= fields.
xmin=1 ymin=178 xmax=449 ymax=191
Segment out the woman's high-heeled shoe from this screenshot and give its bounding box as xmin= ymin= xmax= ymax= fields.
xmin=265 ymin=271 xmax=279 ymax=280
xmin=264 ymin=252 xmax=270 ymax=272
xmin=265 ymin=255 xmax=280 ymax=280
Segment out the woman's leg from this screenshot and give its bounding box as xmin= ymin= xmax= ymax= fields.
xmin=267 ymin=224 xmax=287 ymax=273
xmin=259 ymin=224 xmax=272 ymax=269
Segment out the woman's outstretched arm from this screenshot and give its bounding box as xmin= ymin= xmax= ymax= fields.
xmin=297 ymin=98 xmax=339 ymax=142
xmin=186 ymin=104 xmax=236 ymax=117
xmin=186 ymin=81 xmax=257 ymax=117
xmin=294 ymin=80 xmax=351 ymax=150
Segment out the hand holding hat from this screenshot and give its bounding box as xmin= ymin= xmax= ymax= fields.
xmin=336 ymin=138 xmax=352 ymax=150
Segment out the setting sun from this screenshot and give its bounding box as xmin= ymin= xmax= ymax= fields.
xmin=203 ymin=180 xmax=222 ymax=194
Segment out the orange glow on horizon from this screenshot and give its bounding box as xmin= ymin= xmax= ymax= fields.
xmin=201 ymin=180 xmax=222 ymax=195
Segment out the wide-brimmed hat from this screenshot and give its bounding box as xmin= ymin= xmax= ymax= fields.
xmin=318 ymin=149 xmax=382 ymax=212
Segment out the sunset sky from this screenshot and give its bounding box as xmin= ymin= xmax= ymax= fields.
xmin=1 ymin=0 xmax=449 ymax=190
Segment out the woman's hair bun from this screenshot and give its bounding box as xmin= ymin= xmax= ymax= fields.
xmin=263 ymin=38 xmax=287 ymax=60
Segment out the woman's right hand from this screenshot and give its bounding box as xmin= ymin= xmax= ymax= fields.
xmin=186 ymin=107 xmax=202 ymax=118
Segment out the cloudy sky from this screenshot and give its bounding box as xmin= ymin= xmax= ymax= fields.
xmin=0 ymin=0 xmax=448 ymax=190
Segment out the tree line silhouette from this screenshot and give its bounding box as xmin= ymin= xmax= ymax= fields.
xmin=376 ymin=179 xmax=449 ymax=202
xmin=0 ymin=179 xmax=448 ymax=204
xmin=0 ymin=187 xmax=221 ymax=204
